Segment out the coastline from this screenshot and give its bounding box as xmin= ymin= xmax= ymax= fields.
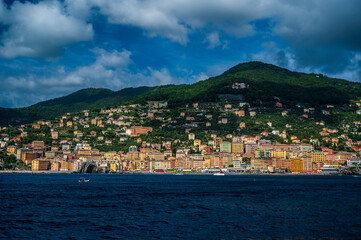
xmin=0 ymin=170 xmax=340 ymax=176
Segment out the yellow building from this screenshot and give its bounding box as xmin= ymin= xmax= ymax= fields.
xmin=203 ymin=157 xmax=211 ymax=169
xmin=105 ymin=151 xmax=117 ymax=160
xmin=110 ymin=163 xmax=117 ymax=172
xmin=139 ymin=152 xmax=146 ymax=161
xmin=32 ymin=160 xmax=50 ymax=171
xmin=194 ymin=139 xmax=201 ymax=147
xmin=311 ymin=151 xmax=326 ymax=162
xmin=271 ymin=150 xmax=287 ymax=159
xmin=249 ymin=111 xmax=256 ymax=117
xmin=232 ymin=142 xmax=243 ymax=153
xmin=7 ymin=146 xmax=17 ymax=154
xmin=32 ymin=160 xmax=39 ymax=171
xmin=215 ymin=137 xmax=223 ymax=148
xmin=127 ymin=152 xmax=139 ymax=161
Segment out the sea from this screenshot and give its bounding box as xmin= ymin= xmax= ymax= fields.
xmin=1 ymin=174 xmax=361 ymax=239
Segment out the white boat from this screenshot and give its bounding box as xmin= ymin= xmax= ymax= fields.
xmin=174 ymin=173 xmax=184 ymax=175
xmin=214 ymin=172 xmax=225 ymax=176
xmin=78 ymin=177 xmax=90 ymax=182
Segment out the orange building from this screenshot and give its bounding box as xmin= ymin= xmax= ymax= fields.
xmin=130 ymin=126 xmax=153 ymax=137
xmin=22 ymin=152 xmax=37 ymax=164
xmin=7 ymin=146 xmax=17 ymax=154
xmin=290 ymin=158 xmax=303 ymax=173
xmin=32 ymin=160 xmax=50 ymax=171
xmin=275 ymin=158 xmax=291 ymax=171
xmin=32 ymin=141 xmax=45 ymax=148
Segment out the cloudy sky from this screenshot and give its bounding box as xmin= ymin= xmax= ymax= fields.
xmin=1 ymin=0 xmax=361 ymax=108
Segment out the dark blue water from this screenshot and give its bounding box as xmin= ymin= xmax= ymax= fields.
xmin=1 ymin=174 xmax=361 ymax=239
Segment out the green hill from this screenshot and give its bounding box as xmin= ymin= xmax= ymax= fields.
xmin=1 ymin=61 xmax=361 ymax=126
xmin=0 ymin=86 xmax=154 ymax=126
xmin=131 ymin=61 xmax=361 ymax=106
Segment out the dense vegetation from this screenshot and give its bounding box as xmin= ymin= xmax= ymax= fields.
xmin=1 ymin=61 xmax=361 ymax=126
xmin=0 ymin=87 xmax=155 ymax=126
xmin=131 ymin=61 xmax=361 ymax=107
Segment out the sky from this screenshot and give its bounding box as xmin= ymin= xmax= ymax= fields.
xmin=1 ymin=0 xmax=361 ymax=108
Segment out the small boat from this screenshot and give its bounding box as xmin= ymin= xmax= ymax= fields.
xmin=174 ymin=173 xmax=184 ymax=175
xmin=213 ymin=172 xmax=225 ymax=176
xmin=78 ymin=177 xmax=90 ymax=182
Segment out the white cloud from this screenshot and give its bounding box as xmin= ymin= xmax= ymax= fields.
xmin=146 ymin=68 xmax=174 ymax=85
xmin=0 ymin=1 xmax=93 ymax=58
xmin=3 ymin=0 xmax=361 ymax=61
xmin=2 ymin=0 xmax=361 ymax=107
xmin=1 ymin=48 xmax=192 ymax=107
xmin=205 ymin=32 xmax=221 ymax=48
xmin=64 ymin=0 xmax=268 ymax=44
xmin=189 ymin=72 xmax=209 ymax=83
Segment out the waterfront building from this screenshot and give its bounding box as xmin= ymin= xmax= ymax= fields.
xmin=51 ymin=162 xmax=60 ymax=171
xmin=301 ymin=156 xmax=313 ymax=172
xmin=347 ymin=158 xmax=361 ymax=166
xmin=290 ymin=158 xmax=303 ymax=173
xmin=32 ymin=160 xmax=50 ymax=171
xmin=203 ymin=155 xmax=211 ymax=168
xmin=22 ymin=152 xmax=37 ymax=164
xmin=252 ymin=158 xmax=271 ymax=170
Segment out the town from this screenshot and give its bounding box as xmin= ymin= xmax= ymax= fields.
xmin=1 ymin=96 xmax=361 ymax=175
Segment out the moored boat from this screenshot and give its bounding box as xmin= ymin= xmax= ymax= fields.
xmin=78 ymin=177 xmax=90 ymax=182
xmin=214 ymin=172 xmax=225 ymax=176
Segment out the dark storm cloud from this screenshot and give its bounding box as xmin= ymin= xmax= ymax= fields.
xmin=292 ymin=47 xmax=354 ymax=74
xmin=275 ymin=51 xmax=289 ymax=68
xmin=275 ymin=1 xmax=361 ymax=50
xmin=1 ymin=0 xmax=361 ymax=107
xmin=58 ymin=0 xmax=361 ymax=75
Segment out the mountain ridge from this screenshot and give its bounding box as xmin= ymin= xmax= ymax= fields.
xmin=1 ymin=61 xmax=361 ymax=126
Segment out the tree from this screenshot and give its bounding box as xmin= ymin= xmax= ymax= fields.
xmin=243 ymin=157 xmax=251 ymax=164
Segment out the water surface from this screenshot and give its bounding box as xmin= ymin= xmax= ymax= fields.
xmin=1 ymin=174 xmax=360 ymax=239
